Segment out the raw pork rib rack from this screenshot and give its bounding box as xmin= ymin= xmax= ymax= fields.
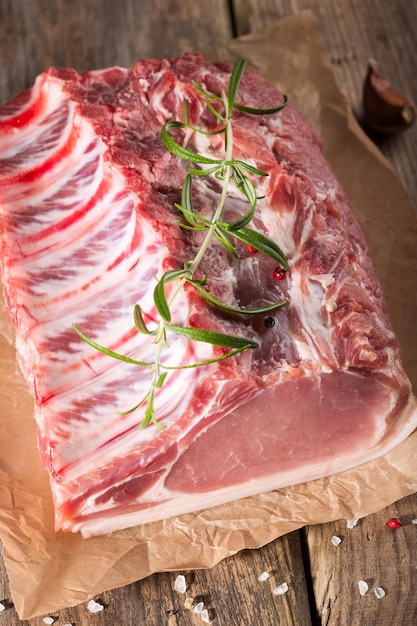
xmin=0 ymin=54 xmax=416 ymax=537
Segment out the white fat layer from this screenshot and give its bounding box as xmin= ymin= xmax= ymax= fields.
xmin=1 ymin=66 xmax=414 ymax=538
xmin=70 ymin=395 xmax=417 ymax=537
xmin=1 ymin=78 xmax=212 ymax=477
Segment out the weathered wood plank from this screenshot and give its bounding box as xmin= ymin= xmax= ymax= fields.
xmin=0 ymin=0 xmax=233 ymax=102
xmin=0 ymin=531 xmax=312 ymax=625
xmin=131 ymin=530 xmax=312 ymax=626
xmin=0 ymin=1 xmax=416 ymax=625
xmin=306 ymin=493 xmax=417 ymax=626
xmin=231 ymin=0 xmax=417 ymax=210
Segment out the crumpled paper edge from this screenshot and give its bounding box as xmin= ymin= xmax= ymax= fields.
xmin=0 ymin=9 xmax=416 ymax=619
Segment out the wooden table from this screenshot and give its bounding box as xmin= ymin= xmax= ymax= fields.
xmin=0 ymin=1 xmax=416 ymax=624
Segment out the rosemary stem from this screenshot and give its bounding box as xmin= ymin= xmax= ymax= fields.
xmin=152 ymin=325 xmax=165 ymax=381
xmin=168 ymin=93 xmax=233 ymax=308
xmin=191 ymin=93 xmax=233 ymax=271
xmin=75 ymin=58 xmax=288 ymax=428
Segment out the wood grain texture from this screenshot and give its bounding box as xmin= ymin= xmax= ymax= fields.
xmin=0 ymin=1 xmax=416 ymax=625
xmin=0 ymin=0 xmax=233 ymax=101
xmin=232 ymin=0 xmax=417 ymax=210
xmin=0 ymin=532 xmax=312 ymax=625
xmin=306 ymin=493 xmax=417 ymax=626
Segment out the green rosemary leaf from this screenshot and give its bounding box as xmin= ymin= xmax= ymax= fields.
xmin=141 ymin=397 xmax=154 ymax=428
xmin=187 ymin=165 xmax=222 ymax=176
xmin=177 ymin=222 xmax=209 ymax=232
xmin=233 ymin=95 xmax=289 ymax=115
xmin=213 ymin=227 xmax=241 ymax=258
xmin=181 ymin=172 xmax=193 ymax=213
xmin=120 ymin=396 xmax=164 ymax=427
xmin=153 ymin=283 xmax=172 ymax=322
xmin=237 ymin=174 xmax=258 ymax=211
xmin=227 ymin=58 xmax=246 ymax=116
xmin=181 ymin=98 xmax=190 ymax=125
xmin=190 ymin=280 xmax=285 ymax=314
xmin=118 ymin=392 xmax=148 ymax=416
xmin=226 ymin=226 xmax=288 ymax=270
xmin=162 ymin=121 xmax=222 ymax=165
xmin=155 ymin=372 xmax=168 ymax=388
xmin=175 ymin=203 xmax=213 ymax=230
xmin=153 ymin=269 xmax=187 ymax=322
xmin=191 ymin=80 xmax=223 ymax=102
xmin=183 ymin=274 xmax=208 ymax=287
xmin=73 ymin=325 xmax=152 ymax=366
xmin=189 ymin=82 xmax=228 ymax=123
xmin=225 ymin=170 xmax=257 ymax=231
xmin=158 ymin=267 xmax=187 ymax=281
xmin=206 ymin=99 xmax=228 ymax=124
xmin=224 ymin=206 xmax=255 ymax=233
xmin=161 ymin=345 xmax=251 ymax=369
xmin=225 ymin=160 xmax=269 ymax=177
xmin=232 ymin=165 xmax=255 ymax=196
xmin=182 ymin=99 xmax=226 ymax=134
xmin=133 ymin=304 xmax=155 ymax=335
xmin=132 ymin=388 xmax=166 ymax=430
xmin=175 ymin=204 xmax=198 ymax=227
xmin=232 ymin=164 xmax=248 ymax=188
xmin=174 ymin=174 xmax=206 ymax=227
xmin=166 ymin=323 xmax=259 ymax=349
xmin=139 ymin=390 xmax=155 ymax=428
xmin=190 ymin=126 xmax=226 ymax=137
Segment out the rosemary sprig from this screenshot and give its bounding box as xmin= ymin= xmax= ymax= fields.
xmin=73 ymin=58 xmax=288 ymax=429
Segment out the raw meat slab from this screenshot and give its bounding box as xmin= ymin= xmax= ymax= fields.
xmin=0 ymin=54 xmax=416 ymax=537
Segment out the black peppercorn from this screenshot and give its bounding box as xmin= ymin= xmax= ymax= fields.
xmin=264 ymin=316 xmax=275 ymax=328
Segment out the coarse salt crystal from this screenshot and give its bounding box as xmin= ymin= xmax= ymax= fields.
xmin=273 ymin=582 xmax=289 ymax=595
xmin=258 ymin=571 xmax=269 ymax=582
xmin=412 ymin=519 xmax=417 ymax=525
xmin=193 ymin=601 xmax=204 ymax=614
xmin=87 ymin=599 xmax=104 ymax=613
xmin=331 ymin=535 xmax=342 ymax=546
xmin=0 ymin=602 xmax=5 ymax=612
xmin=174 ymin=574 xmax=187 ymax=593
xmin=347 ymin=518 xmax=359 ymax=529
xmin=201 ymin=608 xmax=210 ymax=623
xmin=374 ymin=587 xmax=386 ymax=599
xmin=43 ymin=618 xmax=54 ymax=625
xmin=358 ymin=580 xmax=369 ymax=596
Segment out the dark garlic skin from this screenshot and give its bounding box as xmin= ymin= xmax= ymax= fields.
xmin=363 ymin=59 xmax=416 ymax=134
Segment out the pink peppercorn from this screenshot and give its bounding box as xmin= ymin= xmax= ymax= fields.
xmin=385 ymin=518 xmax=402 ymax=529
xmin=272 ymin=266 xmax=287 ymax=281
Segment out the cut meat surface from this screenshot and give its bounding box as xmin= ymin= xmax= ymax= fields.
xmin=0 ymin=54 xmax=416 ymax=537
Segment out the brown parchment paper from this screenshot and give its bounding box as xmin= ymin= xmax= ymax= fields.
xmin=1 ymin=10 xmax=417 ymax=620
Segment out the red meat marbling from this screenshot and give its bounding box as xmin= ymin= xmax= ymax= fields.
xmin=0 ymin=54 xmax=416 ymax=537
